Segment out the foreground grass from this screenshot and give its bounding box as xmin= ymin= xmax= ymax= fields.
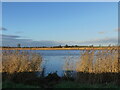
xmin=2 ymin=81 xmax=120 ymax=88
xmin=2 ymin=81 xmax=40 ymax=88
xmin=54 ymin=81 xmax=120 ymax=88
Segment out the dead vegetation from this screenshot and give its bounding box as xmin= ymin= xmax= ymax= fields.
xmin=76 ymin=49 xmax=119 ymax=73
xmin=1 ymin=50 xmax=42 ymax=74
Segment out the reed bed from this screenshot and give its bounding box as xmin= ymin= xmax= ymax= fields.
xmin=63 ymin=48 xmax=119 ymax=84
xmin=75 ymin=48 xmax=119 ymax=84
xmin=76 ymin=49 xmax=119 ymax=73
xmin=1 ymin=50 xmax=42 ymax=74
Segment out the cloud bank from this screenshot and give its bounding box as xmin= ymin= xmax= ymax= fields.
xmin=98 ymin=32 xmax=106 ymax=34
xmin=0 ymin=27 xmax=7 ymax=31
xmin=1 ymin=34 xmax=118 ymax=47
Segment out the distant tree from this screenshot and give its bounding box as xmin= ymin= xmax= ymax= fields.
xmin=108 ymin=44 xmax=111 ymax=47
xmin=89 ymin=45 xmax=93 ymax=47
xmin=65 ymin=44 xmax=69 ymax=48
xmin=75 ymin=45 xmax=78 ymax=47
xmin=59 ymin=45 xmax=62 ymax=48
xmin=99 ymin=44 xmax=101 ymax=47
xmin=17 ymin=43 xmax=21 ymax=48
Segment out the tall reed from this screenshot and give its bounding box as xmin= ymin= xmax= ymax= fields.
xmin=1 ymin=50 xmax=42 ymax=74
xmin=76 ymin=49 xmax=119 ymax=73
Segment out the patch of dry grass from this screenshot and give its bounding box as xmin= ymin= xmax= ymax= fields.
xmin=76 ymin=49 xmax=119 ymax=73
xmin=1 ymin=50 xmax=42 ymax=74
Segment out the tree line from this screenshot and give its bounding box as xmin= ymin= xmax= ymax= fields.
xmin=1 ymin=43 xmax=117 ymax=48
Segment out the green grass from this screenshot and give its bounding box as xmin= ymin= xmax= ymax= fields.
xmin=2 ymin=81 xmax=120 ymax=88
xmin=2 ymin=81 xmax=40 ymax=88
xmin=54 ymin=81 xmax=120 ymax=88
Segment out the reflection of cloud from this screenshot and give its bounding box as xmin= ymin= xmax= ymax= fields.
xmin=0 ymin=27 xmax=7 ymax=31
xmin=1 ymin=34 xmax=118 ymax=47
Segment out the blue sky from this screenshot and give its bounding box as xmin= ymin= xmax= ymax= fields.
xmin=1 ymin=2 xmax=118 ymax=46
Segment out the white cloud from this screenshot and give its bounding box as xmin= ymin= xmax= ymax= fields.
xmin=79 ymin=37 xmax=118 ymax=45
xmin=1 ymin=34 xmax=118 ymax=47
xmin=1 ymin=34 xmax=20 ymax=38
xmin=98 ymin=32 xmax=106 ymax=34
xmin=0 ymin=27 xmax=7 ymax=31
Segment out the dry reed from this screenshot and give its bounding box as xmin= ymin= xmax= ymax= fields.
xmin=1 ymin=50 xmax=42 ymax=74
xmin=76 ymin=48 xmax=119 ymax=73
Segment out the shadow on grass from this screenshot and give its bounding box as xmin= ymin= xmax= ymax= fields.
xmin=2 ymin=71 xmax=120 ymax=88
xmin=2 ymin=71 xmax=61 ymax=88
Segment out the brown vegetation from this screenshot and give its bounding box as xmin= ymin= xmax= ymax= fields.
xmin=1 ymin=50 xmax=42 ymax=74
xmin=63 ymin=48 xmax=120 ymax=84
xmin=76 ymin=49 xmax=119 ymax=73
xmin=1 ymin=48 xmax=120 ymax=88
xmin=75 ymin=49 xmax=119 ymax=84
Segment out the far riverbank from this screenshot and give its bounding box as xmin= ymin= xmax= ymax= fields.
xmin=1 ymin=46 xmax=119 ymax=50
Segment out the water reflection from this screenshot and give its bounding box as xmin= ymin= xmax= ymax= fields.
xmin=33 ymin=50 xmax=81 ymax=76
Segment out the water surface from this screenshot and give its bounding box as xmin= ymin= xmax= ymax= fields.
xmin=31 ymin=50 xmax=81 ymax=76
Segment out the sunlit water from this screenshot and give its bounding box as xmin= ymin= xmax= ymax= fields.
xmin=30 ymin=50 xmax=81 ymax=76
